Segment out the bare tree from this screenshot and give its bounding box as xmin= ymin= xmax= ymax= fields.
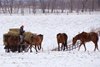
xmin=0 ymin=0 xmax=100 ymax=14
xmin=31 ymin=0 xmax=36 ymax=14
xmin=39 ymin=0 xmax=46 ymax=13
xmin=47 ymin=0 xmax=51 ymax=13
xmin=19 ymin=0 xmax=24 ymax=15
xmin=81 ymin=0 xmax=88 ymax=12
xmin=76 ymin=0 xmax=80 ymax=13
xmin=9 ymin=0 xmax=14 ymax=14
xmin=98 ymin=0 xmax=100 ymax=8
xmin=70 ymin=0 xmax=73 ymax=13
xmin=0 ymin=0 xmax=1 ymax=8
xmin=59 ymin=0 xmax=66 ymax=13
xmin=91 ymin=0 xmax=94 ymax=11
xmin=51 ymin=0 xmax=57 ymax=13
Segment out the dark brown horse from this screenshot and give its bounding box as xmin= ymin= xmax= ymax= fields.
xmin=57 ymin=33 xmax=68 ymax=51
xmin=4 ymin=34 xmax=20 ymax=52
xmin=72 ymin=32 xmax=99 ymax=51
xmin=24 ymin=34 xmax=43 ymax=52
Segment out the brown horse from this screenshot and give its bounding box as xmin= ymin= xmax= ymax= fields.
xmin=57 ymin=33 xmax=68 ymax=51
xmin=4 ymin=34 xmax=20 ymax=52
xmin=72 ymin=32 xmax=99 ymax=51
xmin=24 ymin=34 xmax=43 ymax=52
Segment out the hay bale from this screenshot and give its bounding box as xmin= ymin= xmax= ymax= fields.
xmin=3 ymin=31 xmax=19 ymax=45
xmin=24 ymin=32 xmax=37 ymax=42
xmin=8 ymin=31 xmax=19 ymax=36
xmin=9 ymin=28 xmax=20 ymax=35
xmin=6 ymin=28 xmax=20 ymax=36
xmin=24 ymin=32 xmax=34 ymax=40
xmin=9 ymin=28 xmax=20 ymax=33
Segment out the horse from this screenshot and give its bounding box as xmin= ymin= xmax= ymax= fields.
xmin=72 ymin=32 xmax=99 ymax=51
xmin=24 ymin=34 xmax=43 ymax=52
xmin=4 ymin=35 xmax=20 ymax=52
xmin=57 ymin=33 xmax=68 ymax=51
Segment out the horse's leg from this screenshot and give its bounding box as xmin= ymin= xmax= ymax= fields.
xmin=18 ymin=45 xmax=20 ymax=53
xmin=35 ymin=45 xmax=38 ymax=52
xmin=83 ymin=43 xmax=86 ymax=51
xmin=58 ymin=43 xmax=60 ymax=51
xmin=94 ymin=45 xmax=96 ymax=51
xmin=40 ymin=44 xmax=42 ymax=50
xmin=64 ymin=41 xmax=68 ymax=50
xmin=6 ymin=45 xmax=10 ymax=53
xmin=61 ymin=43 xmax=64 ymax=51
xmin=38 ymin=44 xmax=41 ymax=50
xmin=29 ymin=45 xmax=32 ymax=52
xmin=7 ymin=47 xmax=10 ymax=53
xmin=6 ymin=44 xmax=10 ymax=53
xmin=78 ymin=43 xmax=82 ymax=51
xmin=63 ymin=45 xmax=65 ymax=51
xmin=37 ymin=45 xmax=39 ymax=50
xmin=95 ymin=41 xmax=99 ymax=51
xmin=65 ymin=44 xmax=68 ymax=50
xmin=25 ymin=45 xmax=29 ymax=52
xmin=94 ymin=42 xmax=99 ymax=51
xmin=17 ymin=45 xmax=20 ymax=52
xmin=96 ymin=43 xmax=99 ymax=51
xmin=63 ymin=43 xmax=67 ymax=51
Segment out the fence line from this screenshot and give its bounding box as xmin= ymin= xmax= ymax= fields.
xmin=52 ymin=41 xmax=80 ymax=51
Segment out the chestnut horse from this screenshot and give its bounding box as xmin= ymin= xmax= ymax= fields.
xmin=24 ymin=34 xmax=43 ymax=52
xmin=72 ymin=32 xmax=99 ymax=51
xmin=57 ymin=33 xmax=68 ymax=51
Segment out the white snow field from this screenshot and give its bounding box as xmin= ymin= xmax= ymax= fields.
xmin=0 ymin=14 xmax=100 ymax=67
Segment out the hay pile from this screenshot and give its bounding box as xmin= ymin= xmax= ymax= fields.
xmin=3 ymin=28 xmax=36 ymax=45
xmin=9 ymin=28 xmax=20 ymax=33
xmin=3 ymin=28 xmax=20 ymax=45
xmin=8 ymin=28 xmax=20 ymax=36
xmin=23 ymin=32 xmax=37 ymax=43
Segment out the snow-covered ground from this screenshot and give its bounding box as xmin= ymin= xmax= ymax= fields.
xmin=0 ymin=14 xmax=100 ymax=67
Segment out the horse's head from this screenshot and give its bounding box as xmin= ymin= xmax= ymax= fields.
xmin=72 ymin=35 xmax=79 ymax=46
xmin=72 ymin=37 xmax=77 ymax=46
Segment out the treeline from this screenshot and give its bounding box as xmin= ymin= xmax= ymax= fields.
xmin=0 ymin=0 xmax=100 ymax=14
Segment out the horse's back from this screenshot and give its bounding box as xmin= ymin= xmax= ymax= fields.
xmin=31 ymin=34 xmax=43 ymax=45
xmin=80 ymin=32 xmax=99 ymax=42
xmin=57 ymin=33 xmax=67 ymax=43
xmin=90 ymin=32 xmax=98 ymax=36
xmin=57 ymin=33 xmax=63 ymax=42
xmin=63 ymin=33 xmax=68 ymax=40
xmin=90 ymin=32 xmax=99 ymax=41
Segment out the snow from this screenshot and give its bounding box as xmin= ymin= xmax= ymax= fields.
xmin=0 ymin=14 xmax=100 ymax=67
xmin=0 ymin=51 xmax=100 ymax=67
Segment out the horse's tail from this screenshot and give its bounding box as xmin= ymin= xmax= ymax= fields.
xmin=38 ymin=34 xmax=43 ymax=50
xmin=63 ymin=33 xmax=68 ymax=49
xmin=64 ymin=40 xmax=67 ymax=47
